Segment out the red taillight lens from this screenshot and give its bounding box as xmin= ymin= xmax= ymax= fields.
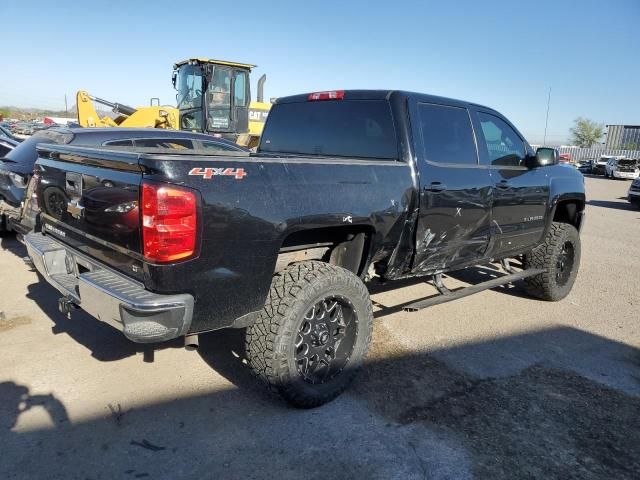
xmin=307 ymin=90 xmax=345 ymax=101
xmin=141 ymin=182 xmax=197 ymax=263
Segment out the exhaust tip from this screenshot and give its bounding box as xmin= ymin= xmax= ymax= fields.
xmin=184 ymin=334 xmax=199 ymax=351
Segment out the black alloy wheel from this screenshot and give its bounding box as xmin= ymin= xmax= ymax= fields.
xmin=295 ymin=296 xmax=357 ymax=385
xmin=555 ymin=241 xmax=575 ymax=286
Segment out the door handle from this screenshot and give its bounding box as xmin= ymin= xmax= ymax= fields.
xmin=495 ymin=180 xmax=510 ymax=190
xmin=425 ymin=182 xmax=447 ymax=192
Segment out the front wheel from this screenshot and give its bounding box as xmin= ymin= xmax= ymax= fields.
xmin=245 ymin=261 xmax=373 ymax=408
xmin=523 ymin=222 xmax=581 ymax=301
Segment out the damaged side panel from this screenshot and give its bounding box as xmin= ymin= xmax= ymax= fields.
xmin=411 ymin=181 xmax=493 ymax=274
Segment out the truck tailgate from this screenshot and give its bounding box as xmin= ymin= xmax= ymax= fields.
xmin=35 ymin=145 xmax=145 ymax=281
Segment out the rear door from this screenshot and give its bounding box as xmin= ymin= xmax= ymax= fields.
xmin=410 ymin=101 xmax=493 ymax=273
xmin=473 ymin=110 xmax=549 ymax=256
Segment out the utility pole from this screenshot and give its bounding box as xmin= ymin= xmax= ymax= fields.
xmin=543 ymin=87 xmax=551 ymax=146
xmin=65 ymin=94 xmax=68 ymax=114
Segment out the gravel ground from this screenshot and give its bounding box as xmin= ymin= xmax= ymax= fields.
xmin=0 ymin=175 xmax=638 ymax=479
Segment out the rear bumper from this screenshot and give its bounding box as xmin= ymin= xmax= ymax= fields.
xmin=25 ymin=232 xmax=193 ymax=343
xmin=613 ymin=170 xmax=639 ymax=179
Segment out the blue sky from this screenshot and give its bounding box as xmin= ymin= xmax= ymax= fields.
xmin=1 ymin=0 xmax=638 ymax=144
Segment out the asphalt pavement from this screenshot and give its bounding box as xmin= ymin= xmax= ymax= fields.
xmin=1 ymin=174 xmax=638 ymax=479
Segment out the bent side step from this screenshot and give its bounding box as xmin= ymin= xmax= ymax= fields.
xmin=403 ymin=268 xmax=545 ymax=312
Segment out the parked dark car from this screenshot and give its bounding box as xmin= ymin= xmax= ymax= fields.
xmin=577 ymin=159 xmax=594 ymax=174
xmin=627 ymin=177 xmax=640 ymax=208
xmin=26 ymin=89 xmax=585 ymax=407
xmin=0 ymin=127 xmax=247 ymax=235
xmin=0 ymin=124 xmax=19 ymax=142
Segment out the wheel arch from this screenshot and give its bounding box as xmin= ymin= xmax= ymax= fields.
xmin=276 ymin=225 xmax=377 ymax=277
xmin=550 ymin=195 xmax=586 ymax=232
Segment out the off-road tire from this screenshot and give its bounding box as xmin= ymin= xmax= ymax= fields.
xmin=523 ymin=222 xmax=580 ymax=301
xmin=245 ymin=261 xmax=373 ymax=408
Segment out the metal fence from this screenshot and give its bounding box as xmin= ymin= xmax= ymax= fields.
xmin=531 ymin=146 xmax=640 ymax=162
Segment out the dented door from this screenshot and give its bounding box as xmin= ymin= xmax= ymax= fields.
xmin=410 ymin=102 xmax=493 ymax=273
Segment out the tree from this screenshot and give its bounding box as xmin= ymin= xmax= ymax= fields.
xmin=569 ymin=117 xmax=604 ymax=148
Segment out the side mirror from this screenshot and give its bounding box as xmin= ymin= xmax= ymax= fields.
xmin=171 ymin=71 xmax=177 ymax=89
xmin=528 ymin=147 xmax=558 ymax=168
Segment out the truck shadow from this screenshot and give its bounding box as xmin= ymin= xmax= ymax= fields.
xmin=2 ymin=325 xmax=639 ymax=479
xmin=587 ymin=199 xmax=636 ymax=211
xmin=25 ymin=279 xmax=183 ymax=362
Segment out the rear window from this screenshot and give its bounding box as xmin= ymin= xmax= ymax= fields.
xmin=259 ymin=100 xmax=398 ymax=160
xmin=135 ymin=138 xmax=194 ymax=149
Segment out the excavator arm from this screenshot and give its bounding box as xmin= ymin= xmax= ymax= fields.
xmin=76 ymin=91 xmax=179 ymax=129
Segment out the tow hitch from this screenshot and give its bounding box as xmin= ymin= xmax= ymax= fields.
xmin=58 ymin=296 xmax=78 ymax=319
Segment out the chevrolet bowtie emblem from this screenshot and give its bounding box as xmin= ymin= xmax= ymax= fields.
xmin=67 ymin=200 xmax=85 ymax=219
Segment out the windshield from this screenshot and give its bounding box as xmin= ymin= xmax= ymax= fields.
xmin=175 ymin=64 xmax=204 ymax=130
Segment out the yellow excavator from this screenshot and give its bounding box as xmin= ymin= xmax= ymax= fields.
xmin=76 ymin=58 xmax=271 ymax=147
xmin=76 ymin=91 xmax=179 ymax=129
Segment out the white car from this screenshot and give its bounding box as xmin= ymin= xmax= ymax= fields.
xmin=605 ymin=158 xmax=639 ymax=180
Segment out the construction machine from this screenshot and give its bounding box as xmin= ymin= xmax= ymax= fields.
xmin=76 ymin=59 xmax=270 ymax=147
xmin=172 ymin=58 xmax=270 ymax=147
xmin=76 ymin=91 xmax=179 ymax=129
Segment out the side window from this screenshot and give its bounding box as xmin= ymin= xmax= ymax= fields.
xmin=104 ymin=139 xmax=134 ymax=147
xmin=134 ymin=138 xmax=194 ymax=150
xmin=477 ymin=112 xmax=526 ymax=167
xmin=200 ymin=140 xmax=236 ymax=152
xmin=418 ymin=103 xmax=477 ymax=165
xmin=234 ymin=71 xmax=248 ymax=107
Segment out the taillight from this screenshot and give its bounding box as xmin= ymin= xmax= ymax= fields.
xmin=141 ymin=182 xmax=197 ymax=263
xmin=307 ymin=90 xmax=345 ymax=101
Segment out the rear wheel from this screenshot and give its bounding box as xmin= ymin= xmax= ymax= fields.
xmin=43 ymin=187 xmax=67 ymax=220
xmin=523 ymin=222 xmax=581 ymax=301
xmin=245 ymin=261 xmax=373 ymax=408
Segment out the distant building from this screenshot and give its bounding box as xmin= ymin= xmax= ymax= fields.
xmin=605 ymin=124 xmax=640 ymax=149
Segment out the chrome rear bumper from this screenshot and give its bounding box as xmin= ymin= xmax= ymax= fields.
xmin=25 ymin=232 xmax=193 ymax=343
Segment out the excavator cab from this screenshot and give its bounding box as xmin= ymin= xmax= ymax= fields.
xmin=173 ymin=58 xmax=252 ymax=136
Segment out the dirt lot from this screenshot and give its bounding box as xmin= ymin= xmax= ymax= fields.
xmin=1 ymin=175 xmax=639 ymax=479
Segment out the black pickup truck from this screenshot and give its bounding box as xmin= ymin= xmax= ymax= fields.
xmin=25 ymin=90 xmax=585 ymax=407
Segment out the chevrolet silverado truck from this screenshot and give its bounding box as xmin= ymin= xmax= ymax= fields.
xmin=25 ymin=90 xmax=585 ymax=407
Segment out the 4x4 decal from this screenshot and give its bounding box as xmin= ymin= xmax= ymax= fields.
xmin=188 ymin=167 xmax=247 ymax=180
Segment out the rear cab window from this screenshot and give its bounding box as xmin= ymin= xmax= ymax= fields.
xmin=103 ymin=139 xmax=134 ymax=147
xmin=135 ymin=138 xmax=194 ymax=149
xmin=259 ymin=99 xmax=398 ymax=160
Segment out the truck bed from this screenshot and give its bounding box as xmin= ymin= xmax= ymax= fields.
xmin=34 ymin=143 xmax=415 ymax=333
